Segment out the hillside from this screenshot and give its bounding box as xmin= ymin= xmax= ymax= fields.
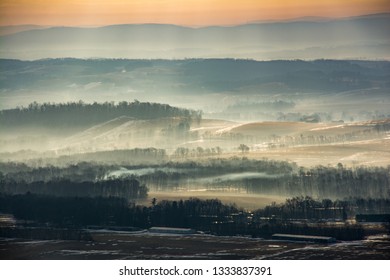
xmin=1 ymin=59 xmax=389 ymax=118
xmin=1 ymin=106 xmax=389 ymax=167
xmin=0 ymin=101 xmax=201 ymax=132
xmin=0 ymin=58 xmax=389 ymax=166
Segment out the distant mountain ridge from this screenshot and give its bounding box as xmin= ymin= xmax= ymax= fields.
xmin=1 ymin=58 xmax=389 ymax=95
xmin=0 ymin=25 xmax=50 ymax=36
xmin=1 ymin=13 xmax=389 ymax=60
xmin=2 ymin=13 xmax=389 ymax=32
xmin=249 ymin=13 xmax=390 ymax=23
xmin=1 ymin=58 xmax=389 ymax=117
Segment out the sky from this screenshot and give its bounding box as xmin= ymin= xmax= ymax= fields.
xmin=1 ymin=0 xmax=390 ymax=27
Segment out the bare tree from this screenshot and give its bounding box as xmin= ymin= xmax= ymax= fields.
xmin=238 ymin=144 xmax=250 ymax=153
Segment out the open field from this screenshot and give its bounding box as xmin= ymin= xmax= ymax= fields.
xmin=1 ymin=106 xmax=389 ymax=168
xmin=245 ymin=138 xmax=390 ymax=167
xmin=1 ymin=233 xmax=389 ymax=260
xmin=187 ymin=118 xmax=390 ymax=167
xmin=201 ymin=119 xmax=388 ymax=140
xmin=226 ymin=121 xmax=320 ymax=137
xmin=145 ymin=191 xmax=286 ymax=211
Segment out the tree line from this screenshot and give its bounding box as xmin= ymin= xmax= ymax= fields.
xmin=237 ymin=194 xmax=390 ymax=224
xmin=2 ymin=159 xmax=389 ymax=199
xmin=214 ymin=123 xmax=388 ymax=148
xmin=0 ymin=177 xmax=147 ymax=200
xmin=0 ymin=100 xmax=202 ymax=130
xmin=128 ymin=161 xmax=390 ymax=199
xmin=0 ymin=194 xmax=375 ymax=241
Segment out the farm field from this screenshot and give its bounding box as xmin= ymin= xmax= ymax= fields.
xmin=1 ymin=233 xmax=389 ymax=260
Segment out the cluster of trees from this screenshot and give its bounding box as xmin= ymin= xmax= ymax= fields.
xmin=254 ymin=196 xmax=390 ymax=225
xmin=1 ymin=177 xmax=147 ymax=200
xmin=374 ymin=120 xmax=390 ymax=133
xmin=255 ymin=196 xmax=348 ymax=221
xmin=0 ymin=100 xmax=202 ymax=130
xmin=221 ymin=164 xmax=390 ymax=199
xmin=173 ymin=146 xmax=223 ymax=158
xmin=0 ymin=147 xmax=168 ymax=167
xmin=0 ymin=194 xmax=237 ymax=230
xmin=0 ymin=161 xmax=111 ymax=183
xmin=149 ymin=198 xmax=238 ymax=228
xmin=0 ymin=193 xmax=134 ymax=227
xmin=1 ymin=159 xmax=389 ymax=199
xmin=238 ymin=144 xmax=250 ymax=153
xmin=353 ymin=198 xmax=390 ymax=214
xmin=0 ymin=194 xmax=371 ymax=240
xmin=290 ymin=165 xmax=390 ymax=199
xmin=124 ymin=160 xmax=390 ymax=199
xmin=217 ymin=124 xmax=386 ymax=148
xmin=162 ymin=157 xmax=295 ymax=176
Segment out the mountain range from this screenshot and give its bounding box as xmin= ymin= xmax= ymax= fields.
xmin=0 ymin=13 xmax=389 ymax=60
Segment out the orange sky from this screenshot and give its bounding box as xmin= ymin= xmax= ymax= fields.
xmin=1 ymin=0 xmax=390 ymax=26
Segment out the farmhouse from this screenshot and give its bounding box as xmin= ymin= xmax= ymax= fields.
xmin=148 ymin=227 xmax=196 ymax=235
xmin=272 ymin=233 xmax=336 ymax=244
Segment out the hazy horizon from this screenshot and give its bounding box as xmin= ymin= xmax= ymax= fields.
xmin=1 ymin=11 xmax=390 ymax=28
xmin=1 ymin=12 xmax=389 ymax=61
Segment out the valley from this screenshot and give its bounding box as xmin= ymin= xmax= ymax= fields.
xmin=0 ymin=58 xmax=389 ymax=260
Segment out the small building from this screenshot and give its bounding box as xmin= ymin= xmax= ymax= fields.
xmin=148 ymin=227 xmax=196 ymax=235
xmin=272 ymin=233 xmax=336 ymax=244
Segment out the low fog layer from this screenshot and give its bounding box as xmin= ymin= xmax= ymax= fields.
xmin=0 ymin=69 xmax=389 ymax=167
xmin=1 ymin=59 xmax=389 ymax=119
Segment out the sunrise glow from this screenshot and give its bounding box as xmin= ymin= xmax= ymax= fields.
xmin=1 ymin=0 xmax=389 ymax=26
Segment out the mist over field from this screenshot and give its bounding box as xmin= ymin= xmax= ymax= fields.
xmin=1 ymin=13 xmax=390 ymax=260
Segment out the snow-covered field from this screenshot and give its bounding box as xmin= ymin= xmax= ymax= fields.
xmin=1 ymin=233 xmax=389 ymax=260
